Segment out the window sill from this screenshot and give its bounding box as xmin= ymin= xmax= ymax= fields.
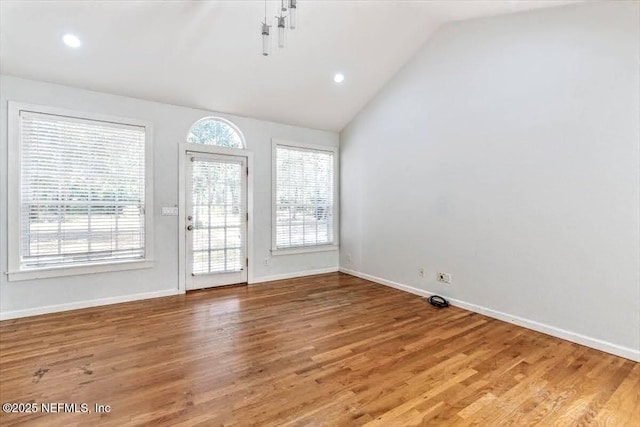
xmin=6 ymin=260 xmax=155 ymax=282
xmin=271 ymin=245 xmax=339 ymax=256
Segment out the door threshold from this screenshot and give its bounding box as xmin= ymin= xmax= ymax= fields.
xmin=186 ymin=282 xmax=248 ymax=293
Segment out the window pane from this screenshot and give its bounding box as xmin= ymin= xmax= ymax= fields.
xmin=275 ymin=145 xmax=334 ymax=249
xmin=20 ymin=111 xmax=146 ymax=269
xmin=187 ymin=118 xmax=244 ymax=148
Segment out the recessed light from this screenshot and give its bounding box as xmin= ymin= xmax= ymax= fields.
xmin=62 ymin=34 xmax=81 ymax=48
xmin=333 ymin=73 xmax=345 ymax=83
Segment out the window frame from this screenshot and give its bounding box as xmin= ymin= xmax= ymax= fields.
xmin=7 ymin=101 xmax=154 ymax=281
xmin=271 ymin=139 xmax=339 ymax=256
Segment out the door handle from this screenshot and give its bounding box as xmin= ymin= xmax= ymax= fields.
xmin=187 ymin=225 xmax=194 ymax=231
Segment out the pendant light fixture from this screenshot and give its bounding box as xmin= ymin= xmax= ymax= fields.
xmin=261 ymin=0 xmax=271 ymax=56
xmin=262 ymin=23 xmax=270 ymax=56
xmin=260 ymin=0 xmax=298 ymax=56
xmin=289 ymin=0 xmax=297 ymax=29
xmin=277 ymin=15 xmax=286 ymax=48
xmin=277 ymin=0 xmax=286 ymax=48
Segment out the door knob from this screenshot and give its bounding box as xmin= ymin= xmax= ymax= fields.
xmin=187 ymin=225 xmax=194 ymax=231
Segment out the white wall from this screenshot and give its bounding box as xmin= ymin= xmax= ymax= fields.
xmin=0 ymin=75 xmax=339 ymax=317
xmin=340 ymin=2 xmax=640 ymax=360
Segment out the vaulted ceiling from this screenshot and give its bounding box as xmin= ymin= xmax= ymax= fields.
xmin=1 ymin=1 xmax=577 ymax=131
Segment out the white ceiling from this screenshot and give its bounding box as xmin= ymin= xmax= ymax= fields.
xmin=1 ymin=0 xmax=577 ymax=131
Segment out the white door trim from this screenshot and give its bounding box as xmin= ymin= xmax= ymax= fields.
xmin=178 ymin=143 xmax=254 ymax=293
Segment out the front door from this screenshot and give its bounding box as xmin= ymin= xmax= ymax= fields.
xmin=185 ymin=152 xmax=247 ymax=289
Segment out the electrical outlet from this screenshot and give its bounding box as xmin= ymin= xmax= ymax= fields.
xmin=419 ymin=268 xmax=425 ymax=277
xmin=437 ymin=272 xmax=452 ymax=284
xmin=263 ymin=257 xmax=270 ymax=266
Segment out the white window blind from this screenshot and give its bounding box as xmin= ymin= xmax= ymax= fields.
xmin=19 ymin=111 xmax=146 ymax=270
xmin=275 ymin=145 xmax=335 ymax=249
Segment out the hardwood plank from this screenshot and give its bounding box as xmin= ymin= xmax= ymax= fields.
xmin=0 ymin=272 xmax=637 ymax=426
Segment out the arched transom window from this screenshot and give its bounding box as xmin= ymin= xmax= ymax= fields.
xmin=187 ymin=117 xmax=245 ymax=149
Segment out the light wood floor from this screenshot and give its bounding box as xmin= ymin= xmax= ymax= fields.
xmin=0 ymin=273 xmax=638 ymax=426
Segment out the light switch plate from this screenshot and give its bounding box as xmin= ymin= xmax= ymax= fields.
xmin=161 ymin=207 xmax=179 ymax=216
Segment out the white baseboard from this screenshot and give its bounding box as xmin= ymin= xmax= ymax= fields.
xmin=339 ymin=267 xmax=640 ymax=362
xmin=0 ymin=288 xmax=182 ymax=321
xmin=1 ymin=267 xmax=340 ymax=320
xmin=251 ymin=267 xmax=339 ymax=284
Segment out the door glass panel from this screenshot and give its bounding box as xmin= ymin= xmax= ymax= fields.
xmin=210 ymin=228 xmax=225 ymax=250
xmin=193 ymin=251 xmax=209 ymax=275
xmin=227 ymin=227 xmax=241 ymax=247
xmin=227 ymin=249 xmax=241 ymax=271
xmin=193 ymin=229 xmax=209 ymax=251
xmin=191 ymin=159 xmax=243 ymax=275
